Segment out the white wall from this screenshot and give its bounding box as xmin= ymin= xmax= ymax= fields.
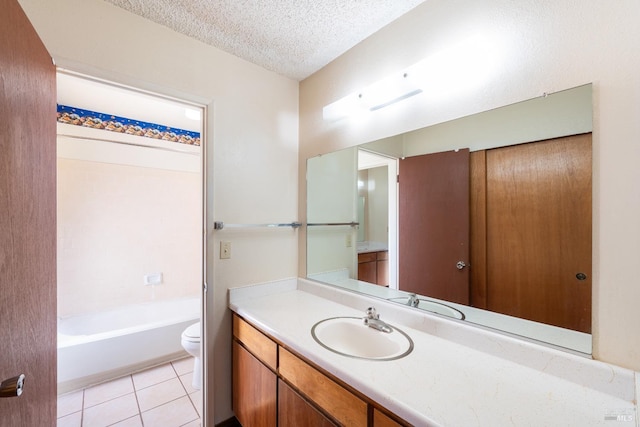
xmin=19 ymin=0 xmax=299 ymax=423
xmin=299 ymin=0 xmax=640 ymax=371
xmin=57 ymin=154 xmax=201 ymax=317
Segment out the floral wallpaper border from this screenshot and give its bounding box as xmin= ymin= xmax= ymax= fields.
xmin=57 ymin=104 xmax=201 ymax=146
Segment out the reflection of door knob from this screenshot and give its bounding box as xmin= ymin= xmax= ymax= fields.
xmin=456 ymin=261 xmax=468 ymax=270
xmin=0 ymin=374 xmax=25 ymax=398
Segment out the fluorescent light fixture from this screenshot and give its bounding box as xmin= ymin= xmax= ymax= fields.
xmin=323 ymin=72 xmax=423 ymax=121
xmin=322 ymin=92 xmax=367 ymax=121
xmin=409 ymin=34 xmax=499 ymax=99
xmin=323 ymin=34 xmax=501 ymax=121
xmin=361 ymin=72 xmax=423 ymax=111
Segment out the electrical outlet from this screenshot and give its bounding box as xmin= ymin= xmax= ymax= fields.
xmin=144 ymin=273 xmax=162 ymax=285
xmin=220 ymin=241 xmax=231 ymax=259
xmin=346 ymin=234 xmax=352 ymax=247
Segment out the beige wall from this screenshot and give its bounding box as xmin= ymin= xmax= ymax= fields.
xmin=299 ymin=0 xmax=640 ymax=371
xmin=57 ymin=156 xmax=201 ymax=318
xmin=19 ymin=0 xmax=298 ymax=423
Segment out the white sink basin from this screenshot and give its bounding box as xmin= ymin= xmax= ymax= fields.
xmin=311 ymin=316 xmax=413 ymax=360
xmin=388 ymin=297 xmax=465 ymax=320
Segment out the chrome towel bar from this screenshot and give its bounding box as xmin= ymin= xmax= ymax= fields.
xmin=306 ymin=222 xmax=359 ymax=227
xmin=213 ymin=221 xmax=302 ymax=230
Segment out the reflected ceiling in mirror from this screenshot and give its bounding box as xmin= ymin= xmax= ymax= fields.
xmin=306 ymin=84 xmax=593 ymax=355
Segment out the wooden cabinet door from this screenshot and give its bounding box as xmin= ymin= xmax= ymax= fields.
xmin=376 ymin=251 xmax=389 ymax=286
xmin=485 ymin=134 xmax=592 ymax=333
xmin=278 ymin=379 xmax=336 ymax=427
xmin=233 ymin=341 xmax=277 ymax=427
xmin=358 ymin=261 xmax=377 ymax=283
xmin=358 ymin=252 xmax=377 ymax=283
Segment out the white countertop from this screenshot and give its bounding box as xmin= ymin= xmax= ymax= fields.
xmin=229 ymin=278 xmax=637 ymax=427
xmin=357 ymin=241 xmax=388 ymax=253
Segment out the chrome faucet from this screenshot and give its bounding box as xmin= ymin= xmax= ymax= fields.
xmin=407 ymin=293 xmax=419 ymax=307
xmin=363 ymin=307 xmax=393 ymax=333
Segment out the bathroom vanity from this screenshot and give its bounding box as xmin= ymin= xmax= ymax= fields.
xmin=233 ymin=314 xmax=402 ymax=426
xmin=229 ymin=278 xmax=637 ymax=427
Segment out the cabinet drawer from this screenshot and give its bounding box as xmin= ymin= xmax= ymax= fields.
xmin=279 ymin=348 xmax=367 ymax=426
xmin=376 ymin=251 xmax=388 ymax=261
xmin=233 ymin=314 xmax=278 ymax=370
xmin=358 ymin=252 xmax=377 ymax=263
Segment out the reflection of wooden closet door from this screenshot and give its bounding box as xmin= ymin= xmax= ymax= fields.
xmin=399 ymin=149 xmax=470 ymax=304
xmin=485 ymin=134 xmax=592 ymax=333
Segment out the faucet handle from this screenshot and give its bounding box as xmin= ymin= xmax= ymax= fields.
xmin=365 ymin=307 xmax=379 ymax=319
xmin=407 ymin=293 xmax=419 ymax=307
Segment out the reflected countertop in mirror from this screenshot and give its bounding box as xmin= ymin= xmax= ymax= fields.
xmin=356 ymin=241 xmax=387 ymax=253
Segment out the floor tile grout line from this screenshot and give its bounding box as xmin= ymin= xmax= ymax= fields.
xmin=131 ymin=373 xmax=144 ymax=426
xmin=138 ymin=383 xmax=190 ymax=415
xmin=57 ymin=358 xmax=200 ymax=426
xmin=81 ymin=374 xmax=137 ymax=410
xmin=81 ymin=389 xmax=85 ymax=426
xmin=173 ymin=360 xmax=202 ymax=417
xmin=82 ymin=389 xmax=137 ymax=410
xmin=106 ymin=413 xmax=140 ymax=427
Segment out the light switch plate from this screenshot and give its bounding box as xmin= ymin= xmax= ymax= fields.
xmin=220 ymin=241 xmax=231 ymax=259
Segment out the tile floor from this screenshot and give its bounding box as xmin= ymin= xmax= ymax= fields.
xmin=57 ymin=357 xmax=201 ymax=427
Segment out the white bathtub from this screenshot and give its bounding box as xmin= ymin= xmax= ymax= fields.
xmin=57 ymin=297 xmax=200 ymax=393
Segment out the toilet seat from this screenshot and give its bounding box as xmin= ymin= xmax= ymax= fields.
xmin=182 ymin=322 xmax=200 ymax=342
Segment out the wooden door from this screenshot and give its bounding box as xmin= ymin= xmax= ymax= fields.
xmin=232 ymin=342 xmax=277 ymax=427
xmin=398 ymin=149 xmax=470 ymax=304
xmin=0 ymin=0 xmax=57 ymax=425
xmin=278 ymin=379 xmax=336 ymax=427
xmin=485 ymin=134 xmax=592 ymax=333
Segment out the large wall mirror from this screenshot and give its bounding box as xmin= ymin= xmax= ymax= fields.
xmin=307 ymin=84 xmax=593 ymax=354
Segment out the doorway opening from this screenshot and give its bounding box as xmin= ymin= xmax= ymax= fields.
xmin=357 ymin=149 xmax=398 ymax=289
xmin=55 ymin=70 xmax=205 ymax=423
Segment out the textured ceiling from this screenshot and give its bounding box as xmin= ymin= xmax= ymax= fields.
xmin=103 ymin=0 xmax=427 ymax=81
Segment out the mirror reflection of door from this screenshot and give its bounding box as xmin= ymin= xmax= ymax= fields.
xmin=398 ymin=149 xmax=471 ymax=304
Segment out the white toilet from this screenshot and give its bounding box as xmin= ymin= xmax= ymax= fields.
xmin=181 ymin=322 xmax=202 ymax=389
